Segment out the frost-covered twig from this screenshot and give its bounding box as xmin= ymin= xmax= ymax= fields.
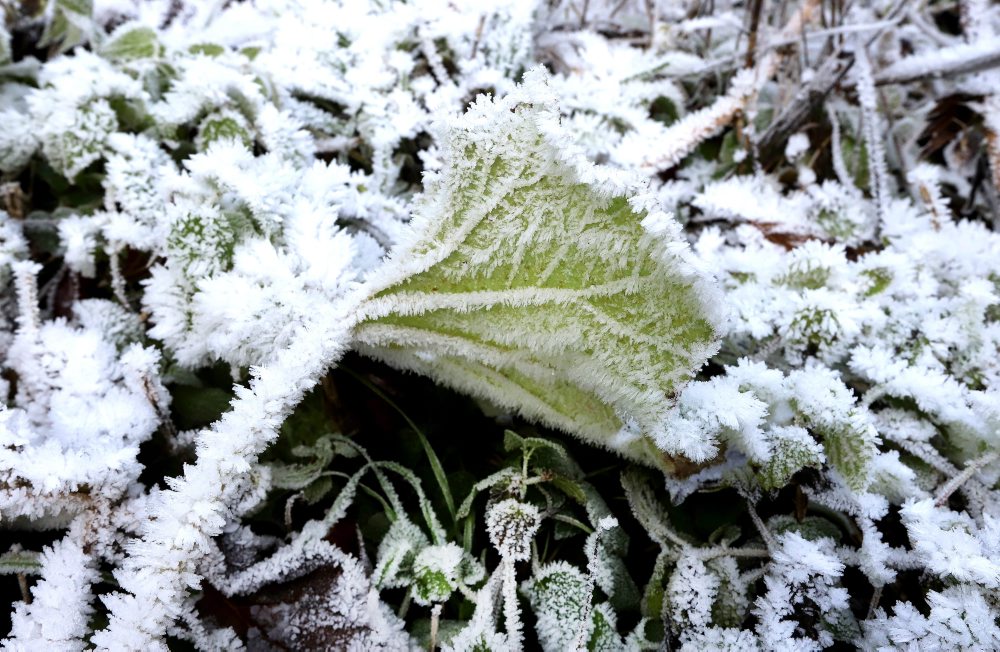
xmin=934 ymin=450 xmax=1000 ymax=507
xmin=855 ymin=44 xmax=890 ymax=224
xmin=874 ymin=41 xmax=1000 ymax=86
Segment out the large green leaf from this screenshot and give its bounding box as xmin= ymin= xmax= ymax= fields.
xmin=353 ymin=70 xmax=720 ymax=469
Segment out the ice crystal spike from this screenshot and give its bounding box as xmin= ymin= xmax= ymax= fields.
xmin=355 ymin=69 xmax=720 ymax=469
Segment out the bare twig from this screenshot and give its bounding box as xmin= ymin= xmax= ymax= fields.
xmin=745 ymin=0 xmax=765 ymax=68
xmin=17 ymin=572 xmax=31 ymax=604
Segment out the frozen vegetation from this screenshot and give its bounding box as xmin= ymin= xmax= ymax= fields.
xmin=1 ymin=0 xmax=1000 ymax=649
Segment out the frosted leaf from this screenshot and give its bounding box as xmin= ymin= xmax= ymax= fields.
xmin=707 ymin=556 xmax=749 ymax=628
xmin=788 ymin=367 xmax=879 ymax=491
xmin=196 ymin=107 xmax=253 ymax=151
xmin=757 ymin=425 xmax=825 ymax=491
xmin=39 ymin=0 xmax=95 ymax=55
xmin=100 ymin=23 xmax=163 ymax=62
xmin=100 ymin=133 xmax=173 ymax=251
xmin=238 ymin=541 xmax=411 ymax=650
xmin=666 ymin=554 xmax=719 ymax=636
xmin=486 ymin=498 xmax=541 ymax=562
xmin=588 ymin=603 xmax=627 ymax=651
xmin=521 ymin=561 xmax=591 ymax=651
xmin=0 ymin=108 xmax=38 ymax=173
xmin=900 ymin=499 xmax=1000 ymax=588
xmin=355 ymin=68 xmax=721 ymax=469
xmin=26 ymin=51 xmax=141 ymax=180
xmin=373 ymin=517 xmax=429 ymax=590
xmin=43 ymin=98 xmax=118 ymax=180
xmin=753 ymin=532 xmax=851 ymax=649
xmin=411 ymin=542 xmax=466 ymax=605
xmin=5 ymin=536 xmax=99 ymax=648
xmin=861 ymin=585 xmax=1000 ymax=651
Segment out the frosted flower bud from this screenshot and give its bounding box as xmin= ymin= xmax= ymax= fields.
xmin=486 ymin=499 xmax=541 ymax=562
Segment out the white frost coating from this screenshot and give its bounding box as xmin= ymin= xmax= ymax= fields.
xmin=92 ymin=301 xmax=360 ymax=649
xmin=485 ymin=499 xmax=542 ymax=563
xmin=5 ymin=536 xmax=100 ymax=649
xmin=899 ymin=499 xmax=1000 ymax=588
xmin=875 ymin=40 xmax=1000 ymax=85
xmin=753 ymin=533 xmax=849 ymax=650
xmin=2 ymin=264 xmax=161 ymax=522
xmin=862 ymin=585 xmax=1000 ymax=651
xmin=5 ymin=0 xmax=1000 ymax=648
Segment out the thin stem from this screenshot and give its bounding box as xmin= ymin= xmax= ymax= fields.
xmin=696 ymin=545 xmax=771 ymax=560
xmin=934 ymin=450 xmax=1000 ymax=507
xmin=429 ymin=603 xmax=442 ymax=651
xmin=867 ymin=585 xmax=882 ymax=619
xmin=107 ymin=245 xmax=131 ymax=309
xmin=749 ymin=502 xmax=778 ymax=549
xmin=17 ymin=573 xmax=30 ymax=604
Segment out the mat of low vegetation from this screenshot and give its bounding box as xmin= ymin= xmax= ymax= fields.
xmin=2 ymin=0 xmax=1000 ymax=649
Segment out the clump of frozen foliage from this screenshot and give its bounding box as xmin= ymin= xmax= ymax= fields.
xmin=3 ymin=0 xmax=1000 ymax=648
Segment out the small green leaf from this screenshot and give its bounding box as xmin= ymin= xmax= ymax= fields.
xmin=755 ymin=426 xmax=824 ymax=491
xmin=549 ymin=475 xmax=588 ymax=505
xmin=39 ymin=0 xmax=94 ymax=54
xmin=270 ymin=435 xmax=335 ymax=490
xmin=196 ymin=110 xmax=252 ymax=150
xmin=522 ymin=561 xmax=591 ymax=651
xmin=302 ymin=476 xmax=334 ymax=505
xmin=456 ymin=468 xmax=519 ymax=519
xmin=188 ymin=43 xmax=227 ymax=57
xmin=101 ymin=24 xmax=162 ymax=61
xmin=503 ymin=429 xmax=525 ymax=452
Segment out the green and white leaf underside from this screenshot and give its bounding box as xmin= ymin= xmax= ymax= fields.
xmin=355 ymin=70 xmax=720 ymax=469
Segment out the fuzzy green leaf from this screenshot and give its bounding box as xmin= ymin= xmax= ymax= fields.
xmin=101 ymin=24 xmax=162 ymax=61
xmin=355 ymin=69 xmax=720 ymax=469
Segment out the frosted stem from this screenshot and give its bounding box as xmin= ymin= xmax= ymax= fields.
xmin=934 ymin=450 xmax=1000 ymax=507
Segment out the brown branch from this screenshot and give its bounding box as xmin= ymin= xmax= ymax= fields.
xmin=634 ymin=0 xmax=821 ymax=172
